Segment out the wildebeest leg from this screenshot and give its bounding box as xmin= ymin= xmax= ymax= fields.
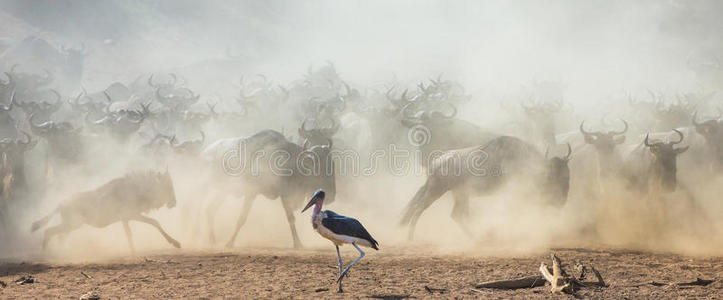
xmin=281 ymin=196 xmax=303 ymax=249
xmin=451 ymin=191 xmax=473 ymax=238
xmin=122 ymin=220 xmax=135 ymax=255
xmin=205 ymin=194 xmax=225 ymax=244
xmin=131 ymin=215 xmax=181 ymax=249
xmin=42 ymin=223 xmax=79 ymax=250
xmin=225 ymin=194 xmax=256 ymax=248
xmin=403 ymin=182 xmax=447 ymax=241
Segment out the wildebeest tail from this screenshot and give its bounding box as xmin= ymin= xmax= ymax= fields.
xmin=399 ymin=183 xmax=428 ymax=226
xmin=31 ymin=208 xmax=59 ymax=232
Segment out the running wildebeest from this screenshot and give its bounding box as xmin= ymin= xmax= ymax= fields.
xmin=30 ymin=170 xmax=180 ymax=252
xmin=202 ymin=129 xmax=336 ymax=248
xmin=400 ymin=136 xmax=571 ymax=240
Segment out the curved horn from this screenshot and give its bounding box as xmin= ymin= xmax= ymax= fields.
xmin=644 ymin=133 xmax=652 ymax=147
xmin=342 ymin=81 xmax=352 ymax=97
xmin=401 ymin=102 xmax=420 ymax=119
xmin=49 ymin=89 xmax=63 ymax=112
xmin=1 ymin=72 xmax=12 ymax=86
xmin=300 ymin=118 xmax=312 ymax=137
xmin=671 ymin=129 xmax=684 ymax=145
xmin=0 ymin=89 xmax=14 ymax=111
xmin=148 ymin=74 xmax=158 ymax=87
xmin=692 ymin=111 xmax=701 ymax=127
xmin=168 ymin=73 xmax=177 ymax=86
xmin=103 ymin=91 xmax=113 ymax=103
xmin=611 ymin=119 xmax=628 ymax=135
xmin=198 ymin=130 xmax=205 ymax=144
xmin=565 ymin=143 xmax=572 ymax=160
xmin=29 ymin=113 xmax=52 ymax=130
xmin=579 ymin=121 xmax=592 ymax=136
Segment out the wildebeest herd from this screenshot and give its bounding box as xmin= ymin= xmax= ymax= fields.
xmin=0 ymin=35 xmax=721 ymax=261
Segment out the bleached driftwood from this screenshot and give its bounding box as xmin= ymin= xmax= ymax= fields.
xmin=539 ymin=253 xmax=607 ymax=294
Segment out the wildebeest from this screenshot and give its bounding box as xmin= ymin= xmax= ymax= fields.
xmin=623 ymin=129 xmax=689 ymax=194
xmin=0 ymin=130 xmax=37 ymax=202
xmin=399 ymin=136 xmax=572 ymax=240
xmin=202 ymin=129 xmax=336 ymax=248
xmin=691 ymin=110 xmax=723 ymax=172
xmin=579 ymin=119 xmax=628 ymax=178
xmin=30 ymin=170 xmax=180 ymax=252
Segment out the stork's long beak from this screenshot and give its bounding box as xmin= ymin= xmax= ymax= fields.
xmin=301 ymin=190 xmax=324 ymax=213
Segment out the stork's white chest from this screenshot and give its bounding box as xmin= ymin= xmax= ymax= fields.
xmin=313 ymin=212 xmax=344 ymax=245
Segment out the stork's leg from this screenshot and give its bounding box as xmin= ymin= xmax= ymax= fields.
xmin=131 ymin=215 xmax=180 ymax=248
xmin=225 ymin=194 xmax=256 ymax=248
xmin=337 ymin=243 xmax=364 ymax=285
xmin=336 ymin=245 xmax=344 ymax=293
xmin=281 ymin=196 xmax=303 ymax=249
xmin=122 ymin=220 xmax=135 ymax=255
xmin=451 ymin=191 xmax=473 ymax=238
xmin=205 ymin=193 xmax=225 ymax=244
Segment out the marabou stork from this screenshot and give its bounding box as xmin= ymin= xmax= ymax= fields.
xmin=301 ymin=189 xmax=379 ymax=293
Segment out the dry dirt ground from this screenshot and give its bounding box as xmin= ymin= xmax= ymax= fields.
xmin=0 ymin=247 xmax=721 ymax=299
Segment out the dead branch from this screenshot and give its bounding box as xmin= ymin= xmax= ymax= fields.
xmin=14 ymin=275 xmax=36 ymax=285
xmin=80 ymin=271 xmax=93 ymax=279
xmin=424 ymin=285 xmax=447 ymax=294
xmin=475 ymin=275 xmax=546 ymax=289
xmin=79 ymin=291 xmax=100 ymax=300
xmin=631 ymin=278 xmax=715 ymax=288
xmin=539 ymin=253 xmax=607 ymax=294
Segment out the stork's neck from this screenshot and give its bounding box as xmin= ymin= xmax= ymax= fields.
xmin=311 ymin=199 xmax=324 ymax=225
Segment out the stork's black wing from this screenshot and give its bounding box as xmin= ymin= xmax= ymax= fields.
xmin=322 ymin=211 xmax=379 ymax=250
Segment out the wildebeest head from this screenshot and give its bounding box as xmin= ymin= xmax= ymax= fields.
xmin=151 ymin=169 xmax=177 ymax=209
xmin=16 ymin=89 xmax=63 ymax=116
xmin=299 ymin=142 xmax=336 ymax=204
xmin=400 ymin=101 xmax=457 ymax=127
xmin=29 ymin=113 xmax=78 ymax=137
xmin=691 ymin=110 xmax=723 ymax=170
xmin=580 ymin=119 xmax=628 ymax=177
xmin=7 ymin=65 xmax=53 ymax=93
xmin=692 ymin=110 xmax=722 ymax=140
xmin=155 ymin=86 xmax=200 ymax=110
xmin=643 ymin=129 xmax=688 ymax=193
xmin=542 ymin=143 xmax=572 ymax=206
xmin=170 ymin=131 xmax=206 ymax=155
xmin=298 ymin=118 xmax=338 ymax=147
xmin=580 ymin=119 xmax=628 ymax=154
xmin=0 ymin=130 xmax=37 ymax=156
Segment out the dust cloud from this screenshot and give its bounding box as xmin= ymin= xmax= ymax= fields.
xmin=1 ymin=0 xmax=722 ymax=262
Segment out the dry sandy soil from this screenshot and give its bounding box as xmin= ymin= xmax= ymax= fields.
xmin=0 ymin=247 xmax=721 ymax=299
